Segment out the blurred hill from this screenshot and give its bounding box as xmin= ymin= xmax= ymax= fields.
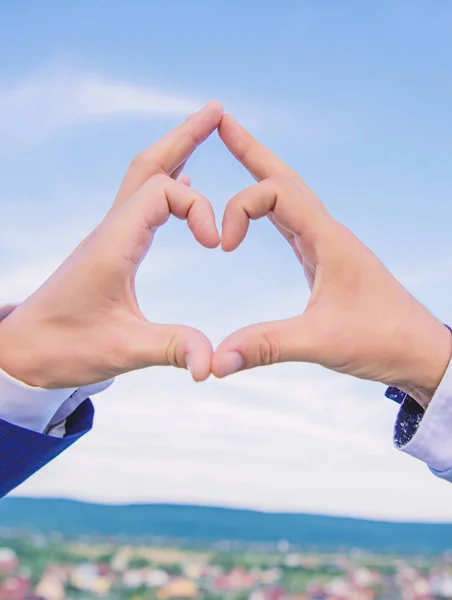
xmin=0 ymin=497 xmax=451 ymax=554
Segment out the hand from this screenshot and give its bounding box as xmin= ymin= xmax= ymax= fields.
xmin=212 ymin=115 xmax=452 ymax=408
xmin=0 ymin=101 xmax=223 ymax=388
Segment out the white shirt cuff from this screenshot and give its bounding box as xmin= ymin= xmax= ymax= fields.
xmin=47 ymin=379 xmax=113 ymax=430
xmin=0 ymin=368 xmax=77 ymax=432
xmin=396 ymin=354 xmax=452 ymax=472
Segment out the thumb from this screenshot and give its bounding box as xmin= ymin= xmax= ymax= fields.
xmin=211 ymin=315 xmax=318 ymax=378
xmin=126 ymin=318 xmax=214 ymax=382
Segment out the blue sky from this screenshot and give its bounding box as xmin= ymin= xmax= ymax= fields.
xmin=1 ymin=0 xmax=452 ymax=521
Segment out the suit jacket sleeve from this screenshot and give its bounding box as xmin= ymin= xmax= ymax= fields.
xmin=0 ymin=398 xmax=94 ymax=498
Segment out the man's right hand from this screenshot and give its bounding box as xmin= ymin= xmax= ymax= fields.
xmin=0 ymin=101 xmax=223 ymax=388
xmin=212 ymin=114 xmax=452 ymax=409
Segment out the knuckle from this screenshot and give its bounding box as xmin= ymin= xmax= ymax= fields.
xmin=165 ymin=328 xmax=183 ymax=369
xmin=185 ymin=127 xmax=200 ymax=148
xmin=149 ymin=173 xmax=170 ymax=187
xmin=257 ymin=330 xmax=280 ymax=366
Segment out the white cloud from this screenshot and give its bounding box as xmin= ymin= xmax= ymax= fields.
xmin=0 ymin=65 xmax=344 ymax=153
xmin=0 ymin=67 xmax=201 ymax=148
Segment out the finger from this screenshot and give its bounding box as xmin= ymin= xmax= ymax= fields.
xmin=219 ymin=114 xmax=302 ymax=184
xmin=78 ymin=171 xmax=191 ymax=252
xmin=106 ymin=176 xmax=220 ymax=266
xmin=128 ymin=319 xmax=214 ymax=382
xmin=221 ymin=176 xmax=328 ymax=252
xmin=144 ymin=176 xmax=219 ymax=248
xmin=178 ymin=174 xmax=191 ymax=186
xmin=211 ymin=315 xmax=318 ymax=377
xmin=110 ymin=100 xmax=223 ymax=214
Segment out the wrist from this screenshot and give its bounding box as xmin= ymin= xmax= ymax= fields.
xmin=389 ymin=319 xmax=452 ymax=410
xmin=0 ymin=310 xmax=58 ymax=389
xmin=0 ymin=343 xmax=50 ymax=390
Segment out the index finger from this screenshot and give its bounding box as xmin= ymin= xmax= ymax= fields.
xmin=109 ymin=100 xmax=223 ymax=214
xmin=218 ymin=114 xmax=325 ymax=206
xmin=218 ymin=114 xmax=300 ymax=181
xmin=218 ymin=114 xmax=318 ymax=191
xmin=221 ymin=177 xmax=325 ymax=253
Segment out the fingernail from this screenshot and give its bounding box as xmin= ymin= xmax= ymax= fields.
xmin=218 ymin=352 xmax=243 ymax=378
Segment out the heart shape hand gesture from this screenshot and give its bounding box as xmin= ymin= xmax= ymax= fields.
xmin=0 ymin=102 xmax=449 ymax=408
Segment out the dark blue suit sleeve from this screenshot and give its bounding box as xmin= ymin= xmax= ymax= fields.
xmin=0 ymin=399 xmax=93 ymax=498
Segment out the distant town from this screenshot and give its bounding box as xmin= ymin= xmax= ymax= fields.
xmin=0 ymin=529 xmax=451 ymax=600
